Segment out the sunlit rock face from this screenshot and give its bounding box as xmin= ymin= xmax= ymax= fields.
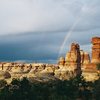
xmin=65 ymin=43 xmax=81 ymax=75
xmin=91 ymin=37 xmax=100 ymax=63
xmin=83 ymin=52 xmax=90 ymax=64
xmin=58 ymin=57 xmax=65 ymax=66
xmin=0 ymin=71 xmax=11 ymax=79
xmin=80 ymin=50 xmax=90 ymax=65
xmin=80 ymin=50 xmax=90 ymax=71
xmin=57 ymin=43 xmax=82 ymax=79
xmin=65 ymin=43 xmax=81 ymax=65
xmin=81 ymin=37 xmax=100 ymax=81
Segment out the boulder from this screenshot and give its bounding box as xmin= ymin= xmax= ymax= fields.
xmin=0 ymin=71 xmax=11 ymax=79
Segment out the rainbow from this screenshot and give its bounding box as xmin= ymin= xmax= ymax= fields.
xmin=58 ymin=11 xmax=83 ymax=58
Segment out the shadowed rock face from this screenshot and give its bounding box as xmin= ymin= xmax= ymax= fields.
xmin=91 ymin=37 xmax=100 ymax=63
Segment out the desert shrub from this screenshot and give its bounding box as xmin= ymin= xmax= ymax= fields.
xmin=0 ymin=76 xmax=98 ymax=100
xmin=0 ymin=80 xmax=7 ymax=89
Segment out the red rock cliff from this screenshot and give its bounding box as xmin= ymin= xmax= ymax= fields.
xmin=91 ymin=37 xmax=100 ymax=63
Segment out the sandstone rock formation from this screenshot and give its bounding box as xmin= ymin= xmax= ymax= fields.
xmin=58 ymin=57 xmax=65 ymax=66
xmin=65 ymin=43 xmax=81 ymax=75
xmin=0 ymin=37 xmax=100 ymax=82
xmin=80 ymin=50 xmax=90 ymax=71
xmin=65 ymin=43 xmax=81 ymax=65
xmin=80 ymin=50 xmax=90 ymax=65
xmin=81 ymin=37 xmax=100 ymax=81
xmin=91 ymin=37 xmax=100 ymax=63
xmin=57 ymin=37 xmax=100 ymax=81
xmin=57 ymin=43 xmax=82 ymax=79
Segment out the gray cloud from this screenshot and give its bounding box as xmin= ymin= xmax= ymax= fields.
xmin=0 ymin=0 xmax=100 ymax=34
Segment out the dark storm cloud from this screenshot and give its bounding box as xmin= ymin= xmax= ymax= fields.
xmin=0 ymin=32 xmax=63 ymax=62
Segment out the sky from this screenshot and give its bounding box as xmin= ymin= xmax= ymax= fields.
xmin=0 ymin=0 xmax=100 ymax=63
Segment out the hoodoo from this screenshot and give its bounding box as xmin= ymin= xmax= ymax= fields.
xmin=91 ymin=37 xmax=100 ymax=63
xmin=58 ymin=37 xmax=100 ymax=81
